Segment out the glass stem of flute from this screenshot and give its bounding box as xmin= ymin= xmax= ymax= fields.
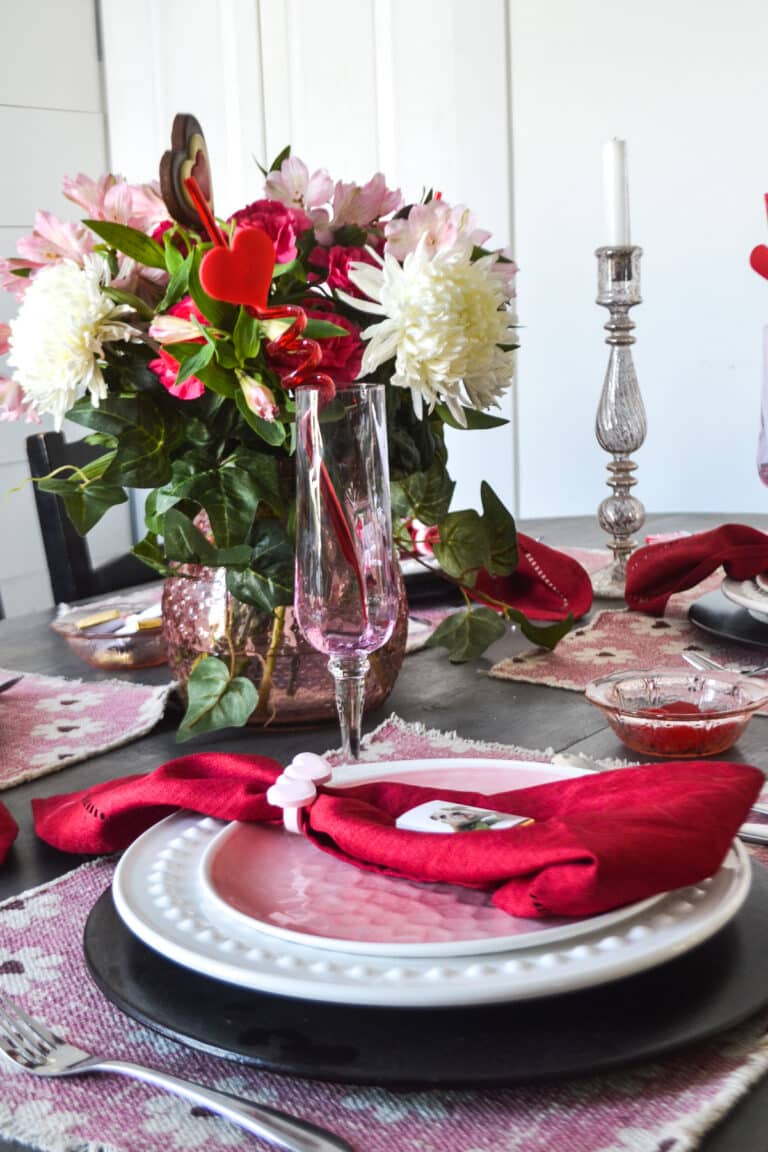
xmin=329 ymin=655 xmax=368 ymax=760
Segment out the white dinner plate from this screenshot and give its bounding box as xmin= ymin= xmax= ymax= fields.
xmin=112 ymin=757 xmax=752 ymax=1006
xmin=721 ymin=576 xmax=768 ymax=623
xmin=197 ymin=760 xmax=663 ymax=958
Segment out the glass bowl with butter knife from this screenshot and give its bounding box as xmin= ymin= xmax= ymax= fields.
xmin=51 ymin=602 xmax=166 ymax=669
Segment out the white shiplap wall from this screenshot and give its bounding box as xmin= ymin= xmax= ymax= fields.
xmin=0 ymin=0 xmax=134 ymax=617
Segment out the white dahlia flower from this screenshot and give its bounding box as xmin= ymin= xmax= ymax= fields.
xmin=7 ymin=255 xmax=139 ymax=429
xmin=346 ymin=239 xmax=517 ymax=425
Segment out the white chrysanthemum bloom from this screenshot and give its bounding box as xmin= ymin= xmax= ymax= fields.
xmin=7 ymin=255 xmax=139 ymax=429
xmin=345 ymin=239 xmax=517 ymax=425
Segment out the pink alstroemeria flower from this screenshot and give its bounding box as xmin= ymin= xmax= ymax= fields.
xmin=15 ymin=211 xmax=95 ymax=268
xmin=63 ymin=172 xmax=168 ymax=232
xmin=239 ymin=375 xmax=279 ymax=422
xmin=384 ymin=200 xmax=491 ymax=262
xmin=0 ymin=259 xmax=36 ymax=298
xmin=265 ymin=156 xmax=333 ymax=214
xmin=0 ymin=347 xmax=39 ymax=421
xmin=149 ymin=297 xmax=207 ymax=345
xmin=323 ymin=173 xmax=402 ymax=236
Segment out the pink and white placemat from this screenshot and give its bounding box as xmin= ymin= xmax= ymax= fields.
xmin=1 ymin=715 xmax=768 ymax=1152
xmin=0 ymin=669 xmax=173 ymax=790
xmin=489 ymin=567 xmax=768 ymax=692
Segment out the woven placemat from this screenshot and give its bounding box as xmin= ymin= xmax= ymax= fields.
xmin=488 ymin=569 xmax=768 ymax=692
xmin=1 ymin=715 xmax=767 ymax=1152
xmin=0 ymin=668 xmax=173 ymax=790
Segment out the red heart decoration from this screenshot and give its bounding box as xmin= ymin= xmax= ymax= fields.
xmin=200 ymin=227 xmax=276 ymax=308
xmin=750 ymin=244 xmax=768 ymax=280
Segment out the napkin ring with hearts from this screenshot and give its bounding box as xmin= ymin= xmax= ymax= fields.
xmin=266 ymin=752 xmax=334 ymax=833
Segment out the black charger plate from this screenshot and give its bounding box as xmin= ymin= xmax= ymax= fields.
xmin=689 ymin=590 xmax=768 ymax=649
xmin=85 ymin=865 xmax=768 ymax=1088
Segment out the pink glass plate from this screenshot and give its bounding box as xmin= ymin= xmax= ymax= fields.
xmin=198 ymin=759 xmax=664 ymax=958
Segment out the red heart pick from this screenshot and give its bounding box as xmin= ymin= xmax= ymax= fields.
xmin=200 ymin=227 xmax=276 ymax=308
xmin=750 ymin=244 xmax=768 ymax=280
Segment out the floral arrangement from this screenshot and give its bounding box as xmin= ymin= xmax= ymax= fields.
xmin=0 ymin=148 xmax=571 ymax=735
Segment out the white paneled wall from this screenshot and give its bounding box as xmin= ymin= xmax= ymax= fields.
xmin=0 ymin=0 xmax=134 ymax=618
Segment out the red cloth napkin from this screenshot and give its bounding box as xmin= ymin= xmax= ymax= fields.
xmin=33 ymin=753 xmax=282 ymax=854
xmin=31 ymin=751 xmax=760 ymax=920
xmin=305 ymin=761 xmax=762 ymax=918
xmin=473 ymin=532 xmax=593 ymax=621
xmin=0 ymin=803 xmax=18 ymax=866
xmin=625 ymin=524 xmax=768 ymax=615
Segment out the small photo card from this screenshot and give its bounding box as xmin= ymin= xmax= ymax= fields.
xmin=395 ymin=800 xmax=533 ymax=834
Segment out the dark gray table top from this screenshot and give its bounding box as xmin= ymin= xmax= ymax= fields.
xmin=1 ymin=513 xmax=767 ymax=1151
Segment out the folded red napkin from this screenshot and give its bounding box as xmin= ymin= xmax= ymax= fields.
xmin=32 ymin=752 xmax=282 ymax=854
xmin=0 ymin=803 xmax=18 ymax=866
xmin=31 ymin=751 xmax=760 ymax=920
xmin=307 ymin=762 xmax=762 ymax=918
xmin=625 ymin=524 xmax=768 ymax=615
xmin=473 ymin=532 xmax=593 ymax=621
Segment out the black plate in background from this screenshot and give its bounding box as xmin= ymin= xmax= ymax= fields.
xmin=85 ymin=865 xmax=768 ymax=1088
xmin=689 ymin=590 xmax=768 ymax=650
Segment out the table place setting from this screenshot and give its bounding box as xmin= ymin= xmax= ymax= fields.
xmin=2 ymin=718 xmax=768 ymax=1152
xmin=4 ymin=106 xmax=768 ymax=1152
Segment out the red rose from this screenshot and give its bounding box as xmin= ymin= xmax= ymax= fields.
xmin=229 ymin=200 xmax=311 ymax=263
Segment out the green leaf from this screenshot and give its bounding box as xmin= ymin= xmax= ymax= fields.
xmin=102 ymin=286 xmax=155 ymax=319
xmin=158 ymin=249 xmax=193 ymax=310
xmin=235 ymin=391 xmax=287 ymax=445
xmin=66 ymin=394 xmax=179 ymax=489
xmin=302 ymin=318 xmax=349 ymax=339
xmin=61 ymin=483 xmax=128 ymax=534
xmin=131 ymin=533 xmax=172 ymax=575
xmin=435 ymin=403 xmax=509 ymax=431
xmin=227 ymin=521 xmax=294 ymax=612
xmin=426 ymin=607 xmax=507 ymax=663
xmin=84 ymin=219 xmax=166 ymax=268
xmin=268 ymin=144 xmax=291 ymax=173
xmin=480 ymin=481 xmax=518 ymax=575
xmin=171 ymin=340 xmax=214 ymax=387
xmin=197 ymin=356 xmax=239 ymax=397
xmin=233 ymin=308 xmax=262 ymax=362
xmin=169 ymin=461 xmax=261 ymax=549
xmin=392 ymin=461 xmax=454 ymax=525
xmin=431 ymin=510 xmax=488 ymax=583
xmin=509 ymin=610 xmax=574 ymax=651
xmin=160 ymin=507 xmax=252 ymax=567
xmin=177 ymin=656 xmax=258 ymax=740
xmin=272 ymin=259 xmax=298 ymax=279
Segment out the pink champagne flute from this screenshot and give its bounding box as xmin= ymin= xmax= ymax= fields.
xmin=294 ymin=382 xmax=399 ymax=760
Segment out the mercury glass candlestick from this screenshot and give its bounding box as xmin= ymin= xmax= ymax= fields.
xmin=591 ymin=245 xmax=647 ymax=599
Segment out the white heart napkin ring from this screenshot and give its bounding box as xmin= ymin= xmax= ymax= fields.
xmin=266 ymin=752 xmax=333 ymax=833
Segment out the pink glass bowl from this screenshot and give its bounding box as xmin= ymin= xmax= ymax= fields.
xmin=585 ymin=668 xmax=768 ymax=757
xmin=51 ymin=604 xmax=167 ymax=670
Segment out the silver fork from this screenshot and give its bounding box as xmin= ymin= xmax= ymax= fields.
xmin=0 ymin=992 xmax=353 ymax=1152
xmin=682 ymin=651 xmax=768 ymax=677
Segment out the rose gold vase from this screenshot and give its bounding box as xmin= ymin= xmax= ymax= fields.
xmin=161 ymin=563 xmax=408 ymax=729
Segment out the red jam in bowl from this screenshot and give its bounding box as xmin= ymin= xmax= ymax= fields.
xmin=585 ymin=670 xmax=768 ymax=758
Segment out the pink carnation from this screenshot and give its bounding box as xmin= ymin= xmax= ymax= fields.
xmin=229 ymin=200 xmax=311 ymax=263
xmin=309 ymin=244 xmax=379 ymax=297
xmin=148 ymin=348 xmax=205 ymax=400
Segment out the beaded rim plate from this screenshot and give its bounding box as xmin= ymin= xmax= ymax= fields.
xmin=112 ymin=759 xmax=751 ymax=1006
xmin=197 ymin=760 xmax=664 ymax=958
